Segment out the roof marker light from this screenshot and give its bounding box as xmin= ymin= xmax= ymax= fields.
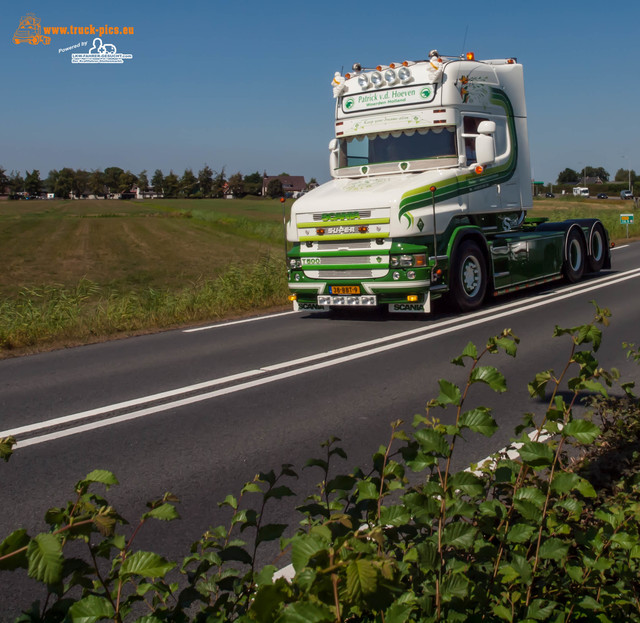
xmin=466 ymin=52 xmax=475 ymax=60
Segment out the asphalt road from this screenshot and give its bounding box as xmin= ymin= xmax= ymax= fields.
xmin=1 ymin=242 xmax=639 ymax=619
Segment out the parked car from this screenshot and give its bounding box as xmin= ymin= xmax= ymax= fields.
xmin=621 ymin=190 xmax=633 ymax=200
xmin=545 ymin=192 xmax=555 ymax=198
xmin=596 ymin=193 xmax=608 ymax=199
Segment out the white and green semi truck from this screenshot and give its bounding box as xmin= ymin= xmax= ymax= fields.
xmin=286 ymin=51 xmax=610 ymax=313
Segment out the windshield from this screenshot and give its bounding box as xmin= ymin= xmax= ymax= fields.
xmin=338 ymin=126 xmax=456 ymax=168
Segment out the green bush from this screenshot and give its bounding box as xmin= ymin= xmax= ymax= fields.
xmin=2 ymin=303 xmax=640 ymax=621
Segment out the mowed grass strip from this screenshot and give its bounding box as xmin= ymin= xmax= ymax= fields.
xmin=0 ymin=199 xmax=290 ymax=355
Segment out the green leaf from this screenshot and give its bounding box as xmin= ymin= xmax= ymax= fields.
xmin=384 ymin=601 xmax=416 ymax=623
xmin=448 ymin=471 xmax=485 ymax=497
xmin=356 ymin=480 xmax=378 ymax=501
xmin=514 ymin=486 xmax=546 ymax=509
xmin=142 ymin=503 xmax=179 ymax=522
xmin=0 ymin=529 xmax=30 ymax=571
xmin=526 ymin=599 xmax=559 ymax=621
xmin=78 ymin=469 xmax=118 ymax=489
xmin=440 ymin=573 xmax=469 ymax=601
xmin=413 ymin=429 xmax=449 ymax=456
xmin=575 ymin=477 xmax=596 ymax=498
xmin=451 ymin=341 xmax=478 ymax=366
xmin=68 ymin=595 xmax=115 ymax=623
xmin=550 ymin=472 xmax=579 ymax=494
xmin=265 ymin=486 xmax=296 ymax=501
xmin=436 ymin=379 xmax=461 ymax=406
xmin=538 ymin=538 xmax=569 ymax=561
xmin=277 ymin=601 xmax=333 ymax=623
xmin=563 ymin=420 xmax=600 ymax=444
xmin=611 ymin=532 xmax=637 ymax=550
xmin=518 ymin=441 xmax=554 ymax=468
xmin=346 ymin=559 xmax=377 ymax=601
xmin=219 ymin=545 xmax=253 ymax=564
xmin=459 ymin=408 xmax=498 ymax=437
xmin=291 ymin=534 xmax=328 ymax=571
xmin=326 ymin=474 xmax=356 ymax=493
xmin=119 ymin=551 xmax=175 ymax=579
xmin=470 ymin=366 xmax=507 ymax=392
xmin=220 ymin=494 xmax=238 ymax=510
xmin=0 ymin=435 xmax=16 ymax=462
xmin=379 ymin=505 xmax=411 ymax=527
xmin=256 ymin=523 xmax=287 ymax=546
xmin=27 ymin=533 xmax=63 ymax=584
xmin=507 ymin=523 xmax=537 ymax=544
xmin=528 ymin=370 xmax=553 ymax=398
xmin=442 ymin=522 xmax=476 ymax=549
xmin=492 ymin=603 xmax=513 ymax=621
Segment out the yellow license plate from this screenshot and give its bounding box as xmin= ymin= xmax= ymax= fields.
xmin=330 ymin=285 xmax=360 ymax=295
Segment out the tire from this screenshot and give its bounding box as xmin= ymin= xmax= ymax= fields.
xmin=587 ymin=222 xmax=606 ymax=273
xmin=450 ymin=240 xmax=487 ymax=312
xmin=562 ymin=227 xmax=586 ymax=283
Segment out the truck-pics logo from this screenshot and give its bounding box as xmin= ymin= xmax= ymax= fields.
xmin=12 ymin=13 xmax=50 ymax=45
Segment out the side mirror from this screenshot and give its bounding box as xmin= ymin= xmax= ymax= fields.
xmin=475 ymin=121 xmax=496 ymax=166
xmin=329 ymin=138 xmax=339 ymax=172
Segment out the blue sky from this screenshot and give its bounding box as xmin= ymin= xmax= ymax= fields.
xmin=3 ymin=0 xmax=639 ymax=185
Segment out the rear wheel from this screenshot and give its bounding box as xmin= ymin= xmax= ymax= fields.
xmin=450 ymin=240 xmax=487 ymax=312
xmin=587 ymin=222 xmax=606 ymax=273
xmin=562 ymin=228 xmax=586 ymax=283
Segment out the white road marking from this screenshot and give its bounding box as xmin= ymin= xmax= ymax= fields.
xmin=8 ymin=267 xmax=640 ymax=449
xmin=183 ymin=310 xmax=300 ymax=332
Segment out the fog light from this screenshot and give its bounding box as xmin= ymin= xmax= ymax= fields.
xmin=393 ymin=271 xmax=400 ymax=280
xmin=288 ymin=294 xmax=297 ymax=301
xmin=294 ymin=274 xmax=301 ymax=281
xmin=407 ymin=295 xmax=418 ymax=302
xmin=407 ymin=270 xmax=416 ymax=280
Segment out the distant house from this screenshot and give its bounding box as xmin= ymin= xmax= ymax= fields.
xmin=262 ymin=175 xmax=306 ymax=197
xmin=133 ymin=185 xmax=163 ymax=199
xmin=584 ymin=176 xmax=604 ymax=185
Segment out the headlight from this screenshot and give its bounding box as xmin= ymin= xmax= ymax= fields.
xmin=358 ymin=73 xmax=370 ymax=89
xmin=288 ymin=258 xmax=301 ymax=269
xmin=399 ymin=254 xmax=414 ymax=267
xmin=390 ymin=256 xmax=399 ymax=267
xmin=384 ymin=69 xmax=397 ymax=84
xmin=370 ymin=71 xmax=383 ymax=87
xmin=398 ymin=66 xmax=412 ymax=83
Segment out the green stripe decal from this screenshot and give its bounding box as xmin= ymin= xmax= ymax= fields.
xmin=297 ymin=218 xmax=390 ymax=228
xmin=397 ymin=88 xmax=518 ymax=225
xmin=300 ymin=233 xmax=390 ymax=241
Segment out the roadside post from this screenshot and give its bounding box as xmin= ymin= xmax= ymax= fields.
xmin=620 ymin=213 xmax=634 ymax=238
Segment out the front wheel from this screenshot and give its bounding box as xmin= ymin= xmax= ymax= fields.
xmin=562 ymin=228 xmax=586 ymax=283
xmin=449 ymin=240 xmax=487 ymax=312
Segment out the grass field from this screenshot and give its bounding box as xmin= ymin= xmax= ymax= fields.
xmin=0 ymin=195 xmax=636 ymax=357
xmin=0 ymin=198 xmax=291 ymax=355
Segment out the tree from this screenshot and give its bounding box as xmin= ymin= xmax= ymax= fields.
xmin=307 ymin=177 xmax=318 ymax=189
xmin=243 ymin=171 xmax=262 ymax=196
xmin=104 ymin=167 xmax=124 ymax=196
xmin=615 ymin=168 xmax=637 ymax=184
xmin=137 ymin=170 xmax=149 ymax=193
xmin=88 ymin=170 xmax=106 ymax=197
xmin=266 ymin=178 xmax=283 ymax=198
xmin=118 ymin=171 xmax=137 ymax=194
xmin=180 ymin=168 xmax=198 ymax=198
xmin=72 ymin=169 xmax=89 ymax=197
xmin=227 ymin=172 xmax=244 ymax=197
xmin=584 ymin=166 xmax=609 ymax=182
xmin=53 ymin=168 xmax=75 ymax=199
xmin=0 ymin=166 xmax=8 ymax=194
xmin=557 ymin=168 xmax=579 ymax=184
xmin=151 ymin=169 xmax=164 ymax=194
xmin=24 ymin=170 xmax=42 ymax=197
xmin=198 ymin=165 xmax=214 ymax=197
xmin=163 ymin=171 xmax=179 ymax=198
xmin=212 ymin=167 xmax=226 ymax=198
xmin=8 ymin=170 xmax=25 ymax=196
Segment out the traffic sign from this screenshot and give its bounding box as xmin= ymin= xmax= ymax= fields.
xmin=621 ymin=214 xmax=634 ymax=224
